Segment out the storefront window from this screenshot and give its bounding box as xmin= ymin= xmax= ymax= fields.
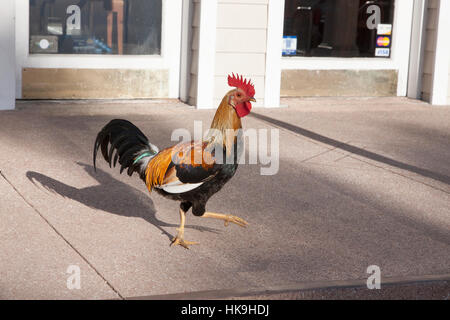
xmin=283 ymin=0 xmax=395 ymax=58
xmin=29 ymin=0 xmax=162 ymax=55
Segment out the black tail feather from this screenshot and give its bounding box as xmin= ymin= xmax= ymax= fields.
xmin=93 ymin=119 xmax=158 ymax=180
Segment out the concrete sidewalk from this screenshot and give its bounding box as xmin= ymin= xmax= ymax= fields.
xmin=0 ymin=97 xmax=449 ymax=299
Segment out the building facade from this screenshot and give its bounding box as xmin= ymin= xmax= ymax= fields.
xmin=0 ymin=0 xmax=449 ymax=110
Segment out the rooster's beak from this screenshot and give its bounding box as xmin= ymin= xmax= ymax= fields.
xmin=249 ymin=97 xmax=256 ymax=103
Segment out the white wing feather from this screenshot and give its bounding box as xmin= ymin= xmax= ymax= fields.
xmin=157 ymin=180 xmax=204 ymax=194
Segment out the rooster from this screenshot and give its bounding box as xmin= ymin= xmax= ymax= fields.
xmin=93 ymin=74 xmax=256 ymax=248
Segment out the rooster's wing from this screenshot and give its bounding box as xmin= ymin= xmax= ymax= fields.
xmin=145 ymin=141 xmax=221 ymax=194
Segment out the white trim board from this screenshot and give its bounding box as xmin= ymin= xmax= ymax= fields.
xmin=0 ymin=0 xmax=15 ymax=110
xmin=431 ymin=0 xmax=450 ymax=105
xmin=407 ymin=0 xmax=428 ymax=99
xmin=195 ymin=0 xmax=218 ymax=109
xmin=264 ymin=0 xmax=284 ymax=108
xmin=15 ymin=0 xmax=183 ymax=99
xmin=179 ymin=0 xmax=194 ymax=102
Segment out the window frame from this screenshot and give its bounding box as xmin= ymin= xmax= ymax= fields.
xmin=280 ymin=0 xmax=414 ymax=96
xmin=15 ymin=0 xmax=183 ymax=98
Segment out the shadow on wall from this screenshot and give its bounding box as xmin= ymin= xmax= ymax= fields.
xmin=26 ymin=162 xmax=219 ymax=240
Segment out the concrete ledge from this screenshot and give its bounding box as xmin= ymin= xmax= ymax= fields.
xmin=129 ymin=274 xmax=450 ymax=300
xmin=22 ymin=68 xmax=169 ymax=99
xmin=281 ymin=69 xmax=398 ymax=97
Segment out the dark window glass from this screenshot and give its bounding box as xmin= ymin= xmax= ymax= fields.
xmin=29 ymin=0 xmax=162 ymax=55
xmin=283 ymin=0 xmax=395 ymax=58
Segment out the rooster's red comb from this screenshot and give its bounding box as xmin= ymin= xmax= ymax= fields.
xmin=228 ymin=73 xmax=255 ymax=97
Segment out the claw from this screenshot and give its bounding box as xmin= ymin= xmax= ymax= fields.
xmin=224 ymin=215 xmax=248 ymax=228
xmin=170 ymin=236 xmax=199 ymax=249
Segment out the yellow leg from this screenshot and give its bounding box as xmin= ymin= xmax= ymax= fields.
xmin=202 ymin=212 xmax=248 ymax=228
xmin=171 ymin=208 xmax=198 ymax=249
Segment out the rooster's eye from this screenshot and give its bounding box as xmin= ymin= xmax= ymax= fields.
xmin=237 ymin=93 xmax=241 ymax=98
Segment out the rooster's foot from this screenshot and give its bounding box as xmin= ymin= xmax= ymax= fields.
xmin=202 ymin=212 xmax=248 ymax=228
xmin=170 ymin=229 xmax=198 ymax=249
xmin=170 ymin=237 xmax=198 ymax=249
xmin=223 ymin=214 xmax=248 ymax=227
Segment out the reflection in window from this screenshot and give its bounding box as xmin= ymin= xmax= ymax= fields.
xmin=283 ymin=0 xmax=395 ymax=58
xmin=29 ymin=0 xmax=162 ymax=55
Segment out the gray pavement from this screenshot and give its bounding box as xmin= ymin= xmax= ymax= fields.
xmin=0 ymin=97 xmax=449 ymax=299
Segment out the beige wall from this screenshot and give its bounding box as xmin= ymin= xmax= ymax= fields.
xmin=421 ymin=0 xmax=440 ymax=102
xmin=213 ymin=0 xmax=268 ymax=106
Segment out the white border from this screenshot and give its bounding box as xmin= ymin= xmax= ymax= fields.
xmin=264 ymin=0 xmax=284 ymax=108
xmin=280 ymin=0 xmax=414 ymax=96
xmin=407 ymin=0 xmax=428 ymax=99
xmin=0 ymin=0 xmax=15 ymax=110
xmin=195 ymin=0 xmax=217 ymax=109
xmin=15 ymin=0 xmax=183 ymax=99
xmin=179 ymin=0 xmax=193 ymax=102
xmin=431 ymin=0 xmax=450 ymax=105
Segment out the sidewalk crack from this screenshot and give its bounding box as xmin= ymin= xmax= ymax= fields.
xmin=0 ymin=170 xmax=124 ymax=300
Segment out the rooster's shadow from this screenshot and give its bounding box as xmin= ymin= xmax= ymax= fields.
xmin=26 ymin=162 xmax=220 ymax=240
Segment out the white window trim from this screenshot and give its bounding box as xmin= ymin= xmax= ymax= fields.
xmin=195 ymin=0 xmax=218 ymax=109
xmin=15 ymin=0 xmax=182 ymax=99
xmin=179 ymin=0 xmax=193 ymax=103
xmin=279 ymin=0 xmax=414 ymax=96
xmin=0 ymin=0 xmax=15 ymax=110
xmin=430 ymin=0 xmax=450 ymax=105
xmin=407 ymin=0 xmax=428 ymax=99
xmin=264 ymin=0 xmax=284 ymax=108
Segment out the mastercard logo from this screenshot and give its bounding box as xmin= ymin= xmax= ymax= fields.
xmin=377 ymin=37 xmax=391 ymax=47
